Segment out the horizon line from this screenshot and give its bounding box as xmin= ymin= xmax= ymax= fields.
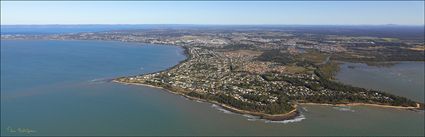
xmin=2 ymin=23 xmax=425 ymax=26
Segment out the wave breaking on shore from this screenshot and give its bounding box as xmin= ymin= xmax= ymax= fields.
xmin=242 ymin=113 xmax=306 ymax=124
xmin=264 ymin=114 xmax=306 ymax=124
xmin=89 ymin=78 xmax=111 ymax=84
xmin=211 ymin=104 xmax=305 ymax=124
xmin=332 ymin=106 xmax=356 ymax=112
xmin=211 ymin=104 xmax=236 ymax=114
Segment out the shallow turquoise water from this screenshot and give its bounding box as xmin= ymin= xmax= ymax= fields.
xmin=1 ymin=40 xmax=423 ymax=136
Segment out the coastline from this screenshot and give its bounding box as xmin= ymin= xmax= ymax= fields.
xmin=299 ymin=102 xmax=423 ymax=110
xmin=112 ymin=45 xmax=423 ymax=121
xmin=113 ymin=80 xmax=423 ymax=122
xmin=108 ymin=43 xmax=424 ymax=122
xmin=111 ymin=44 xmax=300 ymax=121
xmin=114 ymin=45 xmax=190 ymax=82
xmin=113 ymin=80 xmax=300 ymax=121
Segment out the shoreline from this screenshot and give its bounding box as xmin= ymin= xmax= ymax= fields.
xmin=299 ymin=102 xmax=423 ymax=110
xmin=113 ymin=79 xmax=423 ymax=116
xmin=112 ymin=45 xmax=301 ymax=121
xmin=114 ymin=46 xmax=190 ymax=82
xmin=114 ymin=80 xmax=423 ymax=122
xmin=110 ymin=44 xmax=423 ymax=121
xmin=113 ymin=80 xmax=300 ymax=121
xmin=298 ymin=103 xmax=420 ymax=109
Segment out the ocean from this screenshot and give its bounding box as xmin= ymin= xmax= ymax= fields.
xmin=1 ymin=40 xmax=423 ymax=136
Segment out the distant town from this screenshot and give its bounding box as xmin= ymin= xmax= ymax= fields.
xmin=3 ymin=26 xmax=424 ymax=120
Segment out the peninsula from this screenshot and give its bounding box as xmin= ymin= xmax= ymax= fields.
xmin=114 ymin=45 xmax=423 ymax=120
xmin=3 ymin=26 xmax=424 ymax=120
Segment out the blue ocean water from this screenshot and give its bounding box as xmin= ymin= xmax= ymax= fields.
xmin=1 ymin=25 xmax=122 ymax=35
xmin=1 ymin=40 xmax=423 ymax=136
xmin=1 ymin=40 xmax=186 ymax=135
xmin=1 ymin=24 xmax=208 ymax=35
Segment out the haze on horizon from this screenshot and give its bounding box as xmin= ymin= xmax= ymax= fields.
xmin=1 ymin=1 xmax=424 ymax=25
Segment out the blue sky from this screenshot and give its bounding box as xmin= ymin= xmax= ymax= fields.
xmin=1 ymin=1 xmax=424 ymax=25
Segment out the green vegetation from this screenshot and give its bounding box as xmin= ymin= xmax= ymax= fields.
xmin=187 ymin=92 xmax=294 ymax=114
xmin=284 ymin=65 xmax=308 ymax=74
xmin=111 ymin=28 xmax=423 ymax=117
xmin=295 ymin=50 xmax=329 ymax=64
xmin=317 ymin=62 xmax=340 ymax=79
xmin=257 ymin=50 xmax=295 ymax=65
xmin=123 ymin=46 xmax=421 ymax=117
xmin=332 ymin=42 xmax=425 ymax=62
xmin=313 ymin=69 xmax=417 ymax=106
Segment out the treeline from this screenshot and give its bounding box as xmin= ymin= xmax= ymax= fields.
xmin=256 ymin=50 xmax=315 ymax=67
xmin=317 ymin=62 xmax=339 ymax=79
xmin=256 ymin=50 xmax=295 ymax=65
xmin=332 ymin=46 xmax=424 ymax=62
xmin=333 ymin=53 xmax=424 ymax=62
xmin=241 ymin=93 xmax=270 ymax=104
xmin=187 ymin=92 xmax=294 ymax=114
xmin=314 ymin=69 xmax=418 ymax=107
xmin=259 ymin=69 xmax=418 ymax=107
